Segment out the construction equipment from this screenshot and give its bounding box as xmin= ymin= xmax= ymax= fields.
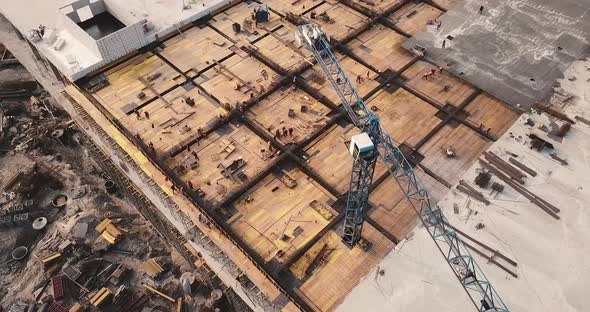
xmin=296 ymin=23 xmax=509 ymax=312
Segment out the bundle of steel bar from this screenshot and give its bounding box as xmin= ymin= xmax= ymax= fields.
xmin=575 ymin=115 xmax=590 ymax=126
xmin=483 ymin=151 xmax=526 ymax=184
xmin=457 ymin=180 xmax=490 ymax=205
xmin=533 ymin=103 xmax=575 ymax=124
xmin=479 ymin=159 xmax=560 ymax=220
xmin=508 ymin=157 xmax=537 ymax=177
xmin=450 ymin=225 xmax=518 ymax=278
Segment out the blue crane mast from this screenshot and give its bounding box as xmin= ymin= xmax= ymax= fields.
xmin=295 ymin=24 xmax=509 ymax=312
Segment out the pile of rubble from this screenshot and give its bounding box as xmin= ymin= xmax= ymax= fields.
xmin=0 ymin=74 xmax=236 ymax=311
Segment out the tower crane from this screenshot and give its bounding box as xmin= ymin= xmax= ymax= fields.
xmin=295 ymin=24 xmax=509 ymax=312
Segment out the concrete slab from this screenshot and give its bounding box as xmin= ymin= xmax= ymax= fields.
xmin=403 ymin=0 xmax=590 ymax=108
xmin=338 ymin=58 xmax=590 ymax=312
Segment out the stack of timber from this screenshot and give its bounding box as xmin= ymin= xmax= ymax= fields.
xmin=456 ymin=180 xmax=490 ymax=205
xmin=479 ymin=159 xmax=560 ymax=220
xmin=482 ymin=151 xmax=526 ymax=184
xmin=451 ymin=226 xmax=518 ymax=278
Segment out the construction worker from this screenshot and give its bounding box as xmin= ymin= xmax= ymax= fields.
xmin=479 ymin=6 xmax=484 ymax=14
xmin=135 ymin=110 xmax=141 ymax=120
xmin=442 ymin=39 xmax=446 ymax=48
xmin=261 ymin=69 xmax=268 ymax=80
xmin=144 ymin=111 xmax=150 ymax=119
xmin=148 ymin=142 xmax=155 ymax=152
xmin=436 ymin=20 xmax=442 ymax=30
xmin=275 ymin=129 xmax=281 ymax=139
xmin=422 ymin=72 xmax=430 ymax=80
xmin=192 ymin=151 xmax=199 ymax=161
xmin=289 ymin=128 xmax=294 ymax=136
xmin=282 ymin=127 xmax=288 ymax=137
xmin=438 ymin=66 xmax=444 ymax=73
xmin=356 ymin=74 xmax=362 ymax=84
xmin=188 ymin=180 xmax=194 ymax=190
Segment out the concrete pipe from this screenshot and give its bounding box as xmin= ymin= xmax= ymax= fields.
xmin=105 ymin=180 xmax=117 ymax=194
xmin=52 ymin=194 xmax=67 ymax=208
xmin=11 ymin=246 xmax=28 ymax=260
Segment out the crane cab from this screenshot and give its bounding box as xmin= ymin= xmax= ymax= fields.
xmin=349 ymin=133 xmax=375 ymax=160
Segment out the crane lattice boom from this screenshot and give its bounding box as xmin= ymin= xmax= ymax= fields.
xmin=296 ymin=24 xmax=509 ymax=312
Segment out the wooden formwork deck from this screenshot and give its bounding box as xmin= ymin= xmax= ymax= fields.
xmin=302 ymin=52 xmax=379 ymax=105
xmin=253 ymin=25 xmax=312 ymax=73
xmin=247 ymin=87 xmax=330 ymax=146
xmin=165 ymin=123 xmax=271 ymax=206
xmin=302 ymin=2 xmax=368 ymax=42
xmin=387 ymin=2 xmax=444 ymax=35
xmin=402 ymin=60 xmax=477 ymax=106
xmin=465 ymin=93 xmax=521 ymax=138
xmin=304 ymin=124 xmax=387 ymax=194
xmin=229 ymin=165 xmax=338 ymax=263
xmin=198 ymin=54 xmax=277 ymax=107
xmin=368 ymin=168 xmax=448 ymax=240
xmin=419 ymin=124 xmax=490 ymax=184
xmin=81 ymin=1 xmax=523 ymax=310
xmin=293 ymin=226 xmax=395 ymax=312
xmin=348 ymin=24 xmax=414 ymax=72
xmin=94 ymin=53 xmax=183 ymax=119
xmin=351 ymin=0 xmax=404 ymax=13
xmin=433 ymin=0 xmax=465 ymax=10
xmin=365 ymin=88 xmax=440 ymax=148
xmin=159 ymin=25 xmax=233 ymax=76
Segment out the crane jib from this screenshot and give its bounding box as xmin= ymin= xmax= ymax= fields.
xmin=296 ymin=23 xmax=510 ymax=312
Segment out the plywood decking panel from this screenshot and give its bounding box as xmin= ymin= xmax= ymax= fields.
xmin=387 ymin=3 xmax=443 ymax=35
xmin=230 ymin=166 xmax=338 ymax=263
xmin=165 ymin=123 xmax=271 ymax=205
xmin=350 ymin=0 xmax=404 ymax=13
xmin=368 ymin=168 xmax=447 ymax=239
xmin=465 ymin=93 xmax=521 ymax=138
xmin=253 ymin=26 xmax=312 ymax=73
xmin=302 ymin=53 xmax=379 ymax=105
xmin=402 ymin=60 xmax=476 ymax=106
xmin=247 ymin=87 xmax=330 ymax=146
xmin=264 ymin=0 xmax=320 ymax=15
xmin=160 ymin=26 xmax=233 ymax=75
xmin=94 ymin=54 xmax=182 ymax=119
xmin=209 ymin=2 xmax=284 ymax=43
xmin=200 ymin=54 xmax=277 ymax=107
xmin=304 ymin=124 xmax=387 ymax=194
xmin=418 ymin=124 xmax=490 ymax=184
xmin=347 ymin=25 xmax=414 ymax=72
xmin=365 ymin=89 xmax=439 ymax=148
xmin=432 ymin=0 xmax=465 ymax=10
xmin=119 ymin=85 xmax=222 ymax=156
xmin=294 ymin=225 xmax=395 ymax=312
xmin=303 ymin=2 xmax=368 ymax=41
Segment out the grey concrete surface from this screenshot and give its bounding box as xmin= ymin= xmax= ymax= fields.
xmin=403 ymin=0 xmax=590 ymax=108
